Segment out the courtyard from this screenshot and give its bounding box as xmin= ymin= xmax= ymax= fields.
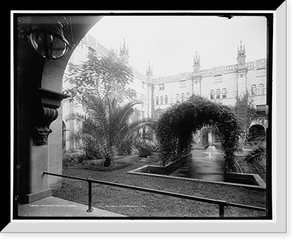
xmin=7 ymin=5 xmax=290 ymax=235
xmin=52 ymin=153 xmax=266 ymax=218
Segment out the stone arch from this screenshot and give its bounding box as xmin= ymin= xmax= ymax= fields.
xmin=15 ymin=15 xmax=102 ymax=203
xmin=249 ymin=117 xmax=268 ymax=130
xmin=248 ymin=124 xmax=266 ymax=143
xmin=156 ymin=95 xmax=240 ymax=172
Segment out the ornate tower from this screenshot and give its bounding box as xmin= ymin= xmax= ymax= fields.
xmin=193 ymin=51 xmax=201 ymax=73
xmin=146 ymin=62 xmax=153 ymax=77
xmin=119 ymin=38 xmax=129 ymax=64
xmin=237 ymin=41 xmax=246 ymax=69
xmin=146 ymin=63 xmax=154 ymax=118
xmin=237 ymin=41 xmax=248 ymax=95
xmin=192 ymin=51 xmax=202 ymax=95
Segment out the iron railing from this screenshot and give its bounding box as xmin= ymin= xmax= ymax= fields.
xmin=43 ymin=172 xmax=267 ymax=217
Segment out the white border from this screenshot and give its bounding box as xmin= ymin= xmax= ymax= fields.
xmin=5 ymin=3 xmax=287 ymax=232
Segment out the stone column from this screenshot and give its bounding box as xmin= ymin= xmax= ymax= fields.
xmin=21 ymin=88 xmax=68 ymax=203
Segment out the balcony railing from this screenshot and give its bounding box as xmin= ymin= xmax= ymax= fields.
xmin=43 ymin=172 xmax=267 ymax=217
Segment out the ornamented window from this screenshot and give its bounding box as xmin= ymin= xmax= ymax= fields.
xmin=181 ymin=93 xmax=185 ymax=102
xmin=176 ymin=94 xmax=180 ymax=103
xmin=210 ymin=90 xmax=214 ymax=99
xmin=222 ymin=88 xmax=227 ymax=98
xmin=256 ymin=104 xmax=266 ymax=112
xmin=156 ymin=96 xmax=159 ymax=105
xmin=186 ymin=92 xmax=190 ymax=100
xmin=179 ymin=80 xmax=186 ymax=88
xmin=251 ymin=84 xmax=257 ymax=96
xmin=214 ymin=74 xmax=222 ymax=83
xmin=258 ymin=83 xmax=264 ymax=95
xmin=159 ymin=84 xmax=165 ymax=90
xmin=165 ymin=95 xmax=168 ymax=104
xmin=216 ymin=89 xmax=220 ymax=99
xmin=160 ymin=96 xmax=163 ymax=105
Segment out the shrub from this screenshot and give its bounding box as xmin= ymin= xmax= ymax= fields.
xmin=62 ymin=150 xmax=85 ymax=166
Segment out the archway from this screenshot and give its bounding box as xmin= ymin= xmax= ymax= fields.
xmin=156 ymin=95 xmax=240 ymax=172
xmin=248 ymin=124 xmax=266 ymax=143
xmin=15 ymin=14 xmax=102 ymax=204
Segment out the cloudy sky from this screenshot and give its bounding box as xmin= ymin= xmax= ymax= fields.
xmin=88 ymin=15 xmax=267 ymax=78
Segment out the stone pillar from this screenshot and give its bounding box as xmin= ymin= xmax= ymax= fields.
xmin=20 ymin=88 xmax=68 ymax=203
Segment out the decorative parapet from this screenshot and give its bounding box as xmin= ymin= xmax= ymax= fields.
xmin=255 ymin=58 xmax=266 ymax=69
xmin=151 ymin=58 xmax=266 ymax=82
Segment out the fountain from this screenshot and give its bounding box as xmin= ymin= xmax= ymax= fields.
xmin=205 ymin=145 xmax=217 ymax=159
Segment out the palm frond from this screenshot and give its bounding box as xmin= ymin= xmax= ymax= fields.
xmin=244 ymin=146 xmax=266 ymax=165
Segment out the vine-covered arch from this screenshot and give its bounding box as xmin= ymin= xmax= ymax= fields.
xmin=156 ymin=95 xmax=241 ymax=172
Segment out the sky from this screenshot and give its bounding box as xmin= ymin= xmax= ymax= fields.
xmin=88 ymin=15 xmax=267 ymax=78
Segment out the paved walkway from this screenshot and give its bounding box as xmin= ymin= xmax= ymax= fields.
xmin=18 ymin=196 xmax=125 ymax=217
xmin=169 ymin=148 xmax=225 ymax=182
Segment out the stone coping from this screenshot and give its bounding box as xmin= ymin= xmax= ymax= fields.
xmin=128 ymin=166 xmax=266 ymax=191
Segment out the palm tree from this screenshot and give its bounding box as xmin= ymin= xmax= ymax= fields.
xmin=82 ymin=95 xmax=140 ymax=167
xmin=123 ymin=119 xmax=158 ymax=157
xmin=244 ymin=145 xmax=266 ymax=165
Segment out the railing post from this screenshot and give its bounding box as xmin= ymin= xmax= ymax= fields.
xmin=86 ymin=179 xmax=93 ymax=213
xmin=219 ymin=204 xmax=225 ymax=217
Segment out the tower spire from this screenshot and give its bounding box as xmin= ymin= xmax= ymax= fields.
xmin=193 ymin=51 xmax=201 ymax=73
xmin=237 ymin=41 xmax=246 ymax=68
xmin=119 ymin=38 xmax=129 ymax=64
xmin=146 ymin=62 xmax=153 ymax=76
xmin=237 ymin=40 xmax=246 ymax=57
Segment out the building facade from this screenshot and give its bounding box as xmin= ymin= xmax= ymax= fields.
xmin=62 ymin=34 xmax=150 ymax=150
xmin=152 ymin=41 xmax=267 ymax=116
xmin=63 ymin=35 xmax=267 ymax=150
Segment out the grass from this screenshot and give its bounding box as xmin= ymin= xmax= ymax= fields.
xmin=52 ymin=155 xmax=267 ymax=218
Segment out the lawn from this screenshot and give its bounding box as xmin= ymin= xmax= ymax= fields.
xmin=52 ymin=155 xmax=267 ymax=218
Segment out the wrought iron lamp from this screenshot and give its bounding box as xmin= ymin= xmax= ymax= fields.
xmin=27 ymin=17 xmax=70 ymax=60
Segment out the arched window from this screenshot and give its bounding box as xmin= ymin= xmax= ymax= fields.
xmin=181 ymin=93 xmax=185 ymax=102
xmin=210 ymin=90 xmax=214 ymax=99
xmin=251 ymin=84 xmax=257 ymax=96
xmin=216 ymin=89 xmax=220 ymax=99
xmin=160 ymin=96 xmax=163 ymax=105
xmin=176 ymin=94 xmax=180 ymax=103
xmin=165 ymin=95 xmax=168 ymax=104
xmin=222 ymin=88 xmax=227 ymax=98
xmin=186 ymin=92 xmax=190 ymax=100
xmin=156 ymin=96 xmax=159 ymax=105
xmin=258 ymin=83 xmax=264 ymax=95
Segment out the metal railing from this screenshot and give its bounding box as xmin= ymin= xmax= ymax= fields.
xmin=43 ymin=172 xmax=267 ymax=217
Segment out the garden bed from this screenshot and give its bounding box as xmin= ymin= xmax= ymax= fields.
xmin=80 ymin=156 xmax=137 ymax=172
xmin=235 ymin=156 xmax=267 ymax=182
xmin=128 ymin=154 xmax=190 ymax=175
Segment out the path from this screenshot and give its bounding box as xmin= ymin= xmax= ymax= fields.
xmin=168 ymin=148 xmax=225 ymax=182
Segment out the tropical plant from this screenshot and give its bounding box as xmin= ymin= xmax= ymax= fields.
xmin=244 ymin=145 xmax=266 ymax=165
xmin=118 ymin=118 xmax=158 ymax=157
xmin=78 ymin=95 xmax=140 ymax=167
xmin=231 ymin=91 xmax=257 ymax=142
xmin=63 ymin=49 xmax=136 ymax=105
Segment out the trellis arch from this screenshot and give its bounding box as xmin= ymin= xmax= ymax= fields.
xmin=156 ymin=95 xmax=241 ymax=172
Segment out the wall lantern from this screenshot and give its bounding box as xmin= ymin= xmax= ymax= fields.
xmin=27 ymin=17 xmax=70 ymax=60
